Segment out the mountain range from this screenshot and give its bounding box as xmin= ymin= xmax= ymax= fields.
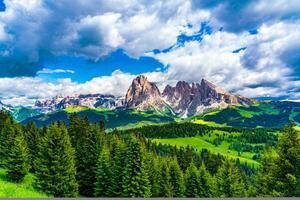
xmin=33 ymin=75 xmax=252 ymax=117
xmin=1 ymin=75 xmax=300 ymax=129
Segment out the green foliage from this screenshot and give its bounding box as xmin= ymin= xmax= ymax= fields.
xmin=68 ymin=114 xmax=100 ymax=196
xmin=122 ymin=137 xmax=151 ymax=197
xmin=185 ymin=163 xmax=199 ymax=197
xmin=258 ymin=125 xmax=300 ymax=197
xmin=169 ymin=158 xmax=185 ymax=197
xmin=95 ymin=147 xmax=112 ymax=197
xmin=23 ymin=122 xmax=40 ymax=172
xmin=0 ymin=118 xmax=15 ymax=167
xmin=34 ymin=123 xmax=78 ymax=197
xmin=214 ymin=159 xmax=246 ymax=197
xmin=6 ymin=133 xmax=29 ymax=182
xmin=159 ymin=160 xmax=173 ymax=197
xmin=198 ymin=164 xmax=211 ymax=197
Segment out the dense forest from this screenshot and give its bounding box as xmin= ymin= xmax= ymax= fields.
xmin=0 ymin=110 xmax=300 ymax=197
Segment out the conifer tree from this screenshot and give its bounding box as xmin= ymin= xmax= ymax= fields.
xmin=144 ymin=154 xmax=162 ymax=197
xmin=95 ymin=147 xmax=112 ymax=197
xmin=34 ymin=123 xmax=78 ymax=197
xmin=269 ymin=125 xmax=300 ymax=196
xmin=24 ymin=121 xmax=39 ymax=172
xmin=108 ymin=137 xmax=126 ymax=197
xmin=6 ymin=133 xmax=29 ymax=182
xmin=214 ymin=159 xmax=246 ymax=197
xmin=169 ymin=158 xmax=185 ymax=197
xmin=256 ymin=146 xmax=277 ymax=196
xmin=198 ymin=164 xmax=211 ymax=197
xmin=159 ymin=160 xmax=173 ymax=197
xmin=122 ymin=137 xmax=151 ymax=197
xmin=0 ymin=118 xmax=14 ymax=167
xmin=185 ymin=162 xmax=199 ymax=197
xmin=69 ymin=116 xmax=100 ymax=196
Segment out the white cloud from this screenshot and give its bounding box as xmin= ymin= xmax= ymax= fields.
xmin=148 ymin=22 xmax=300 ymax=99
xmin=37 ymin=68 xmax=75 ymax=74
xmin=0 ymin=0 xmax=210 ymax=76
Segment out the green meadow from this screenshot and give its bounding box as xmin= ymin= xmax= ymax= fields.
xmin=152 ymin=129 xmax=261 ymax=168
xmin=0 ymin=168 xmax=49 ymax=198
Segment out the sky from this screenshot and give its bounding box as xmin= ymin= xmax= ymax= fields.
xmin=0 ymin=0 xmax=299 ymax=106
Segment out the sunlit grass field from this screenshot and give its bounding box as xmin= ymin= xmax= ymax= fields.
xmin=0 ymin=168 xmax=49 ymax=198
xmin=152 ymin=130 xmax=260 ymax=168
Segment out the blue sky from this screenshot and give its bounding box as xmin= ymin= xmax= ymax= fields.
xmin=0 ymin=0 xmax=299 ymax=105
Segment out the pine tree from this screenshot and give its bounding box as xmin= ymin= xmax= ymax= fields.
xmin=122 ymin=137 xmax=151 ymax=197
xmin=214 ymin=159 xmax=246 ymax=197
xmin=95 ymin=147 xmax=112 ymax=197
xmin=145 ymin=155 xmax=161 ymax=197
xmin=0 ymin=118 xmax=14 ymax=167
xmin=159 ymin=160 xmax=173 ymax=197
xmin=256 ymin=146 xmax=277 ymax=197
xmin=198 ymin=163 xmax=211 ymax=197
xmin=24 ymin=121 xmax=39 ymax=172
xmin=269 ymin=125 xmax=300 ymax=196
xmin=169 ymin=158 xmax=185 ymax=197
xmin=34 ymin=123 xmax=78 ymax=197
xmin=69 ymin=116 xmax=100 ymax=196
xmin=108 ymin=137 xmax=126 ymax=197
xmin=185 ymin=162 xmax=199 ymax=197
xmin=6 ymin=132 xmax=29 ymax=182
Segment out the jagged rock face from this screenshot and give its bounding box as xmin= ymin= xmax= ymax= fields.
xmin=162 ymin=81 xmax=192 ymax=114
xmin=125 ymin=75 xmax=166 ymax=110
xmin=34 ymin=94 xmax=124 ymax=113
xmin=162 ymin=78 xmax=251 ymax=116
xmin=33 ymin=75 xmax=251 ymax=116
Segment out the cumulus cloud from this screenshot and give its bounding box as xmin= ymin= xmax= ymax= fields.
xmin=148 ymin=21 xmax=300 ymax=99
xmin=0 ymin=0 xmax=299 ymax=103
xmin=0 ymin=0 xmax=209 ymax=76
xmin=0 ymin=70 xmax=170 ymax=106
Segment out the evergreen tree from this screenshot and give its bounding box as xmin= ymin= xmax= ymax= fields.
xmin=185 ymin=162 xmax=199 ymax=197
xmin=122 ymin=137 xmax=151 ymax=197
xmin=256 ymin=146 xmax=278 ymax=197
xmin=34 ymin=123 xmax=78 ymax=197
xmin=69 ymin=116 xmax=100 ymax=196
xmin=95 ymin=147 xmax=112 ymax=197
xmin=269 ymin=125 xmax=300 ymax=196
xmin=6 ymin=128 xmax=29 ymax=182
xmin=145 ymin=155 xmax=161 ymax=197
xmin=169 ymin=158 xmax=185 ymax=197
xmin=159 ymin=160 xmax=173 ymax=197
xmin=214 ymin=159 xmax=246 ymax=197
xmin=107 ymin=136 xmax=126 ymax=197
xmin=0 ymin=118 xmax=14 ymax=167
xmin=24 ymin=121 xmax=40 ymax=172
xmin=198 ymin=164 xmax=211 ymax=197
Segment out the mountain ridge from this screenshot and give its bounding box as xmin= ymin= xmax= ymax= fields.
xmin=27 ymin=75 xmax=253 ymax=117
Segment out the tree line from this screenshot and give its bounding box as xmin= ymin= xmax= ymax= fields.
xmin=0 ymin=110 xmax=299 ymax=197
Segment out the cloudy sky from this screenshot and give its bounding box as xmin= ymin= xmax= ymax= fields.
xmin=0 ymin=0 xmax=299 ymax=106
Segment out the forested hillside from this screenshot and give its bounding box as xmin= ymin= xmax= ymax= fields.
xmin=0 ymin=110 xmax=300 ymax=197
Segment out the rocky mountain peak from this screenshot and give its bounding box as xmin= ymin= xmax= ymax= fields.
xmin=125 ymin=75 xmax=165 ymax=110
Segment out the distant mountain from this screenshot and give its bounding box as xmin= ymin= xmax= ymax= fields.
xmin=162 ymin=79 xmax=252 ymax=117
xmin=34 ymin=94 xmax=124 ymax=113
xmin=0 ymin=101 xmax=41 ymax=122
xmin=32 ymin=75 xmax=252 ymax=117
xmin=124 ymin=75 xmax=252 ymax=117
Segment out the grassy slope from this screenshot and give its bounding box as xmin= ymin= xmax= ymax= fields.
xmin=196 ymin=101 xmax=300 ymax=128
xmin=22 ymin=107 xmax=177 ymax=129
xmin=0 ymin=168 xmax=49 ymax=198
xmin=152 ymin=129 xmax=260 ymax=168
